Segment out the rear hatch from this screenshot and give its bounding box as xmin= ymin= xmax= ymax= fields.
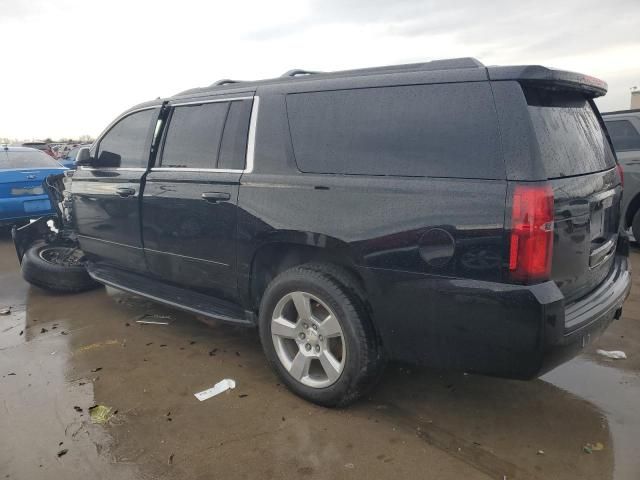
xmin=524 ymin=86 xmax=621 ymax=303
xmin=0 ymin=169 xmax=65 ymax=198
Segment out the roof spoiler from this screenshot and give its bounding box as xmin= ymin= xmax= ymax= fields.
xmin=487 ymin=65 xmax=608 ymax=98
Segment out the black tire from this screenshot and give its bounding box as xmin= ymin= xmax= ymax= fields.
xmin=258 ymin=264 xmax=383 ymax=407
xmin=21 ymin=242 xmax=101 ymax=293
xmin=632 ymin=209 xmax=640 ymax=244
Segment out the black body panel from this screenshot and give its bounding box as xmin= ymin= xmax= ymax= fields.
xmin=142 ymin=170 xmax=242 ymax=301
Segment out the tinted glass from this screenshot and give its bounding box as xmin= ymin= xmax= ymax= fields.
xmin=161 ymin=102 xmax=229 ymax=169
xmin=525 ymin=88 xmax=616 ymax=178
xmin=97 ymin=109 xmax=156 ymax=168
xmin=218 ymin=100 xmax=252 ymax=170
xmin=2 ymin=150 xmax=62 ymax=169
xmin=605 ymin=119 xmax=640 ymax=152
xmin=286 ymin=83 xmax=503 ymax=178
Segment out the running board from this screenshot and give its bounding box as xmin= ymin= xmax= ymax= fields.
xmin=87 ymin=264 xmax=255 ymax=326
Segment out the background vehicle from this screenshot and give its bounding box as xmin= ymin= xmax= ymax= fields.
xmin=58 ymin=144 xmax=90 ymax=169
xmin=14 ymin=58 xmax=630 ymax=406
xmin=20 ymin=141 xmax=55 ymax=158
xmin=602 ymin=109 xmax=640 ymax=240
xmin=1 ymin=145 xmax=67 ymax=228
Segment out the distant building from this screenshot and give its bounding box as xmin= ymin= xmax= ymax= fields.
xmin=632 ymin=89 xmax=640 ymax=109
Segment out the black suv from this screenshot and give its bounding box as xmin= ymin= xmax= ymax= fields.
xmin=14 ymin=58 xmax=631 ymax=406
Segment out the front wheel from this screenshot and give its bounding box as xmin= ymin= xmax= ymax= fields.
xmin=258 ymin=265 xmax=383 ymax=407
xmin=21 ymin=243 xmax=101 ymax=293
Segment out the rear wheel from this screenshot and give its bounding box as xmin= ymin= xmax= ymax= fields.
xmin=21 ymin=243 xmax=101 ymax=293
xmin=258 ymin=265 xmax=383 ymax=407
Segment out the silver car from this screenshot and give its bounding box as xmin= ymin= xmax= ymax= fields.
xmin=603 ymin=109 xmax=640 ymax=239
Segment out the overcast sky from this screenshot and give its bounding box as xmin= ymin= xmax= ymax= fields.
xmin=1 ymin=0 xmax=638 ymax=140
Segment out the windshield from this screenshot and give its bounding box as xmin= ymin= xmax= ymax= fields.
xmin=525 ymin=88 xmax=616 ymax=179
xmin=1 ymin=150 xmax=63 ymax=169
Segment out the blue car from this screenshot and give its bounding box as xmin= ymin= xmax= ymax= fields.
xmin=1 ymin=145 xmax=67 ymax=227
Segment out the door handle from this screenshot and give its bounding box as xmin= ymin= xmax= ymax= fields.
xmin=202 ymin=192 xmax=230 ymax=203
xmin=115 ymin=187 xmax=136 ymax=197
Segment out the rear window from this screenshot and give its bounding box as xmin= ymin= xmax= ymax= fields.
xmin=286 ymin=83 xmax=504 ymax=179
xmin=524 ymin=88 xmax=616 ymax=178
xmin=604 ymin=119 xmax=640 ymax=152
xmin=1 ymin=150 xmax=62 ymax=169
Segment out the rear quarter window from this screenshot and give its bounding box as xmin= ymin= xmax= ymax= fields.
xmin=524 ymin=88 xmax=616 ymax=178
xmin=286 ymin=83 xmax=504 ymax=179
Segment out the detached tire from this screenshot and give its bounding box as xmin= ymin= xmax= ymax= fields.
xmin=259 ymin=264 xmax=383 ymax=407
xmin=21 ymin=243 xmax=101 ymax=293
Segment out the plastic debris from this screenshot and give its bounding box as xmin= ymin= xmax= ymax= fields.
xmin=537 ymin=450 xmax=545 ymax=455
xmin=0 ymin=307 xmax=10 ymax=315
xmin=194 ymin=379 xmax=236 ymax=401
xmin=89 ymin=405 xmax=113 ymax=424
xmin=583 ymin=442 xmax=604 ymax=454
xmin=596 ymin=349 xmax=627 ymax=360
xmin=136 ymin=319 xmax=170 ymax=325
xmin=137 ymin=313 xmax=172 ymax=325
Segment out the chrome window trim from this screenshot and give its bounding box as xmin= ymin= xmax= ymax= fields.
xmin=170 ymin=96 xmax=253 ymax=107
xmin=244 ymin=96 xmax=259 ymax=174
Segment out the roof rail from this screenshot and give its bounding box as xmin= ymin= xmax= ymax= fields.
xmin=281 ymin=69 xmax=322 ymax=78
xmin=210 ymin=79 xmax=241 ymax=86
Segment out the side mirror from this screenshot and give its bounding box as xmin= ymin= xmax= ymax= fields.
xmin=75 ymin=147 xmax=93 ymax=166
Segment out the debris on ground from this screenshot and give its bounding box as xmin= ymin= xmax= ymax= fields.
xmin=0 ymin=306 xmax=10 ymax=315
xmin=136 ymin=313 xmax=172 ymax=325
xmin=596 ymin=349 xmax=627 ymax=360
xmin=40 ymin=328 xmax=48 ymax=333
xmin=239 ymin=394 xmax=248 ymax=398
xmin=583 ymin=442 xmax=605 ymax=454
xmin=209 ymin=349 xmax=218 ymax=356
xmin=91 ymin=367 xmax=102 ymax=373
xmin=57 ymin=449 xmax=68 ymax=458
xmin=194 ymin=378 xmax=236 ymax=401
xmin=89 ymin=405 xmax=113 ymax=424
xmin=73 ymin=406 xmax=83 ymax=412
xmin=537 ymin=450 xmax=545 ymax=455
xmin=168 ymin=453 xmax=175 ymax=465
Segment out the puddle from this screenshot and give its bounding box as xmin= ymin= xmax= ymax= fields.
xmin=543 ymin=357 xmax=640 ymax=480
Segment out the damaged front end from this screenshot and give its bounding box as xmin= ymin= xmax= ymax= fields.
xmin=12 ymin=171 xmax=77 ymax=263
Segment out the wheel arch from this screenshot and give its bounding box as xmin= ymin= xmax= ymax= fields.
xmin=245 ymin=232 xmax=365 ymax=311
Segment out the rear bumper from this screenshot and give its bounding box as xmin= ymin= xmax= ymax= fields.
xmin=540 ymin=253 xmax=630 ymax=374
xmin=0 ymin=194 xmax=54 ymax=226
xmin=360 ymin=250 xmax=631 ymax=379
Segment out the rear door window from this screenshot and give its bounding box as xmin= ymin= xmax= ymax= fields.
xmin=604 ymin=119 xmax=640 ymax=152
xmin=96 ymin=108 xmax=158 ymax=168
xmin=524 ymin=88 xmax=616 ymax=178
xmin=285 ymin=83 xmax=504 ymax=179
xmin=218 ymin=100 xmax=252 ymax=170
xmin=160 ymin=102 xmax=229 ymax=169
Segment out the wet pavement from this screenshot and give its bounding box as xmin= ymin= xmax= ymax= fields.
xmin=1 ymin=230 xmax=639 ymax=480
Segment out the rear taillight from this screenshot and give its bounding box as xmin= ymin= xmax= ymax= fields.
xmin=508 ymin=184 xmax=554 ymax=283
xmin=617 ymin=163 xmax=624 ymax=187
